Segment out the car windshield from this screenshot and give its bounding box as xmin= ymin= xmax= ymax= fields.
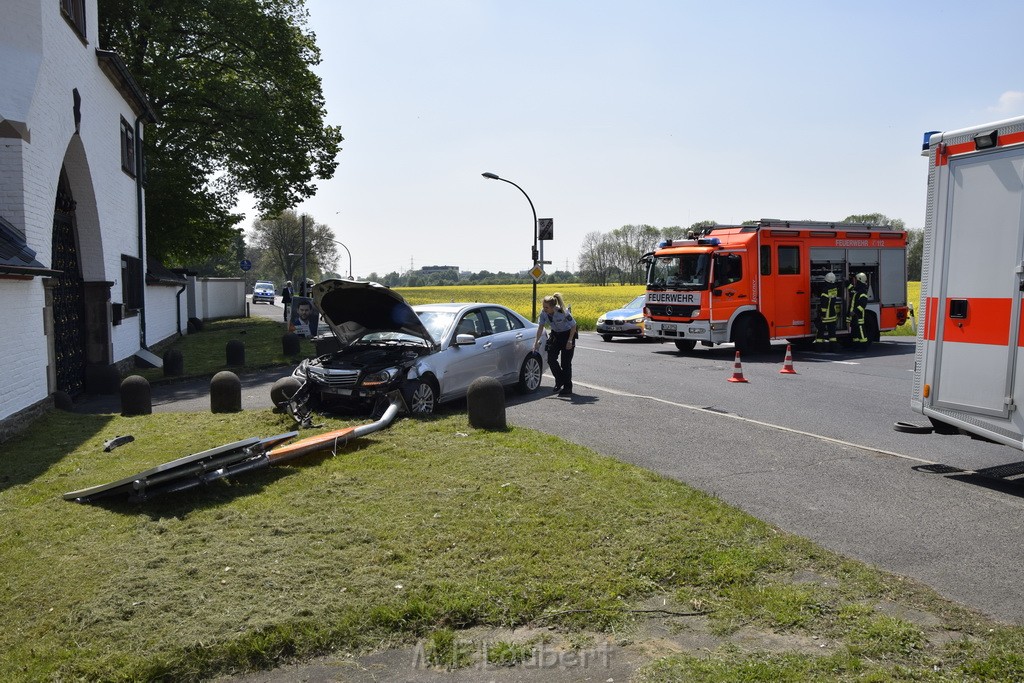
xmin=415 ymin=310 xmax=457 ymax=341
xmin=255 ymin=283 xmax=273 ymax=290
xmin=625 ymin=294 xmax=646 ymax=310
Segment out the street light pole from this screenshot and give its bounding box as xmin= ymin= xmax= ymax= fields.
xmin=300 ymin=214 xmax=307 ymax=295
xmin=481 ymin=172 xmax=539 ymax=320
xmin=329 ymin=238 xmax=353 ymax=279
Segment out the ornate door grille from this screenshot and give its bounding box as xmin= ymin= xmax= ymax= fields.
xmin=51 ymin=175 xmax=86 ymax=396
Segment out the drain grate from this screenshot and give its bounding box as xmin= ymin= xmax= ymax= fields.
xmin=975 ymin=461 xmax=1024 ymax=480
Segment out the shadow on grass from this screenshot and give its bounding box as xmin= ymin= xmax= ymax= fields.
xmin=0 ymin=410 xmax=115 ymax=494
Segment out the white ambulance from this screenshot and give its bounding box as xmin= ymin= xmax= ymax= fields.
xmin=913 ymin=114 xmax=1024 ymax=448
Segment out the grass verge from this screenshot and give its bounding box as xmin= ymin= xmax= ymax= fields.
xmin=1 ymin=408 xmax=1021 ymax=681
xmin=136 ymin=317 xmax=313 ymax=383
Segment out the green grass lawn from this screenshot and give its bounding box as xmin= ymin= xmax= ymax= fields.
xmin=1 ymin=408 xmax=1022 ymax=681
xmin=136 ymin=317 xmax=312 ymax=383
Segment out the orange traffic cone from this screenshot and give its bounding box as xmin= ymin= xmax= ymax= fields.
xmin=779 ymin=344 xmax=797 ymax=374
xmin=727 ymin=351 xmax=748 ymax=383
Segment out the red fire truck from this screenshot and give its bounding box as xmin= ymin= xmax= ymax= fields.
xmin=641 ymin=219 xmax=910 ymax=353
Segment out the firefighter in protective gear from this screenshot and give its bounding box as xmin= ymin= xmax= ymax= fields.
xmin=848 ymin=272 xmax=869 ymax=345
xmin=814 ymin=272 xmax=840 ymax=349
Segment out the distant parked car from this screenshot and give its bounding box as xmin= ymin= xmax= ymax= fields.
xmin=252 ymin=281 xmax=275 ymax=305
xmin=596 ymin=294 xmax=647 ymax=341
xmin=283 ymin=279 xmax=546 ymax=416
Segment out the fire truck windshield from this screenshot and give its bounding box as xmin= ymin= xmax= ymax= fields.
xmin=647 ymin=253 xmax=709 ymax=291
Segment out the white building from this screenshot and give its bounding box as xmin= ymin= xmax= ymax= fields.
xmin=0 ymin=0 xmax=184 ymax=438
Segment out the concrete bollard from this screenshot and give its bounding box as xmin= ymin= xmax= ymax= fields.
xmin=282 ymin=332 xmax=300 ymax=356
xmin=210 ymin=371 xmax=242 ymax=413
xmin=270 ymin=376 xmax=302 ymax=410
xmin=466 ymin=376 xmax=506 ymax=430
xmin=226 ymin=339 xmax=245 ymax=366
xmin=51 ymin=390 xmax=74 ymax=411
xmin=163 ymin=348 xmax=184 ymax=376
xmin=120 ymin=375 xmax=152 ymax=416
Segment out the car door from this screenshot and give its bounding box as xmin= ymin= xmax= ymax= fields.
xmin=480 ymin=307 xmax=521 ymax=383
xmin=438 ymin=310 xmax=498 ymax=398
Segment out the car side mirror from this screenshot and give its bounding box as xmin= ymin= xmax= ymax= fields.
xmin=454 ymin=333 xmax=476 ymax=345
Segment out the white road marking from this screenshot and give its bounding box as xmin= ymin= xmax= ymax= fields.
xmin=566 ymin=380 xmax=937 ymax=467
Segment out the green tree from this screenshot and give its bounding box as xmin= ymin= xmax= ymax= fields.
xmin=99 ymin=0 xmax=343 ymax=263
xmin=906 ymin=228 xmax=924 ymax=280
xmin=247 ymin=210 xmax=338 ymax=285
xmin=843 ymin=213 xmax=906 ymax=230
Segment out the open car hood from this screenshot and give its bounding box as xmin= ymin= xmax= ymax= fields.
xmin=311 ymin=279 xmax=434 ymax=346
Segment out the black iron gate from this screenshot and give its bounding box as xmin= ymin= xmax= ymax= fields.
xmin=51 ymin=170 xmax=86 ymax=396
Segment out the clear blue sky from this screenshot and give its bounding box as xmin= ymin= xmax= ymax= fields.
xmin=239 ymin=0 xmax=1024 ymax=278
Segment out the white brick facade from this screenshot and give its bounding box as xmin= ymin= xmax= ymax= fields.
xmin=0 ymin=0 xmax=163 ymax=425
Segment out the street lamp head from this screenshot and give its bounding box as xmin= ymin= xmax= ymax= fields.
xmin=481 ymin=172 xmax=500 ymax=180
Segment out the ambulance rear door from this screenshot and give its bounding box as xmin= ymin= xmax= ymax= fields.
xmin=931 ymin=145 xmax=1024 ymax=419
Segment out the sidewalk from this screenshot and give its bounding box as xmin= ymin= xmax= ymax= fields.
xmin=71 ymin=366 xmax=293 ymax=415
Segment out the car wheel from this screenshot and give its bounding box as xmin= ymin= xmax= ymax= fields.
xmin=517 ymin=353 xmax=543 ymax=393
xmin=674 ymin=340 xmax=697 ymax=352
xmin=601 ymin=334 xmax=613 ymax=342
xmin=403 ymin=379 xmax=437 ymax=415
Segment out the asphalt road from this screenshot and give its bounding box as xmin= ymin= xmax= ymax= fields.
xmin=102 ymin=298 xmax=1024 ymax=625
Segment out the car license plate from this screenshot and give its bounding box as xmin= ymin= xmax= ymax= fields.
xmin=608 ymin=325 xmax=622 ymax=331
xmin=662 ymin=323 xmax=677 ymax=332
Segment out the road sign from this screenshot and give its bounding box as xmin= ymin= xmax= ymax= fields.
xmin=240 ymin=259 xmax=252 ymax=271
xmin=538 ymin=218 xmax=554 ymax=240
xmin=529 ymin=264 xmax=544 ymax=281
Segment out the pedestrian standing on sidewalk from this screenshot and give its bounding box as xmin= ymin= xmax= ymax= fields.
xmin=281 ymin=281 xmax=293 ymax=322
xmin=533 ymin=292 xmax=577 ymax=397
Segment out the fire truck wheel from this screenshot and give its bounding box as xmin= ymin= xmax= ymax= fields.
xmin=732 ymin=316 xmax=769 ymax=355
xmin=893 ymin=421 xmax=933 ymax=434
xmin=674 ymin=340 xmax=696 ymax=352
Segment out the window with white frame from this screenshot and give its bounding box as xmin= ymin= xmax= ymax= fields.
xmin=121 ymin=255 xmax=143 ymax=311
xmin=120 ymin=117 xmax=136 ymax=177
xmin=60 ymin=0 xmax=87 ymax=39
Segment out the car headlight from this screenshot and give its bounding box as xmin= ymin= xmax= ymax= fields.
xmin=627 ymin=315 xmax=643 ymax=323
xmin=360 ymin=367 xmax=400 ymax=388
xmin=597 ymin=316 xmax=606 ymax=324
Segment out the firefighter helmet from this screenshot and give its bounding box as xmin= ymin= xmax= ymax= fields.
xmin=824 ymin=272 xmax=836 ymax=284
xmin=856 ymin=272 xmax=868 ymax=283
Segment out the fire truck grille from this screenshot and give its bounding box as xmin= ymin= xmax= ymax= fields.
xmin=647 ymin=304 xmax=699 ymax=318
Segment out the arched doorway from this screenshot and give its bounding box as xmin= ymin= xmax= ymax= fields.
xmin=51 ymin=167 xmax=87 ymax=396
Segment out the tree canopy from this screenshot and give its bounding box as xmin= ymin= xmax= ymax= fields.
xmin=247 ymin=210 xmax=339 ymax=286
xmin=99 ymin=0 xmax=343 ymax=264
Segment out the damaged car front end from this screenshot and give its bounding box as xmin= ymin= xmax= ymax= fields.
xmin=278 ymin=279 xmax=546 ymax=425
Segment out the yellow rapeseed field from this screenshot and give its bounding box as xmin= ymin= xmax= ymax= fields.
xmin=395 ymin=284 xmax=645 ymax=330
xmin=396 ymin=282 xmax=922 ymax=334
